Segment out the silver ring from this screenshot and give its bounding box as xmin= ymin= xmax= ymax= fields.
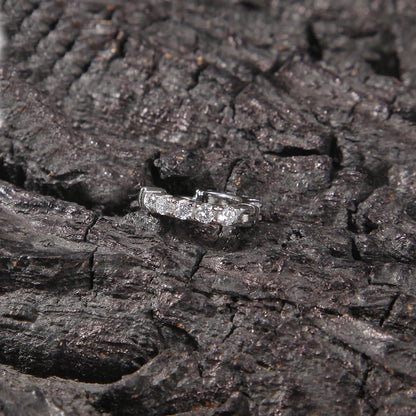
xmin=139 ymin=187 xmax=261 ymax=227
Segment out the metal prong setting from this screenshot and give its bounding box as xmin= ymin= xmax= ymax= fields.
xmin=139 ymin=187 xmax=261 ymax=227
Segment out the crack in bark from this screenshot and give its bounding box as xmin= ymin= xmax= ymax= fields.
xmin=379 ymin=293 xmax=400 ymax=327
xmin=83 ymin=213 xmax=100 ymax=243
xmin=357 ymin=359 xmax=378 ymax=415
xmin=228 ymin=79 xmax=249 ymax=122
xmin=186 ymin=63 xmax=208 ymax=92
xmin=351 ymin=238 xmax=362 ymax=261
xmin=88 ymin=247 xmax=98 ymax=290
xmin=148 ymin=309 xmax=199 ymax=351
xmin=0 ymin=152 xmax=27 ymax=189
xmin=263 ymin=148 xmax=321 ymax=157
xmin=306 ymin=22 xmax=323 ymax=61
xmin=224 ymin=158 xmax=242 ymax=191
xmin=222 ymin=322 xmax=236 ymax=343
xmin=189 ymin=251 xmax=205 ymax=280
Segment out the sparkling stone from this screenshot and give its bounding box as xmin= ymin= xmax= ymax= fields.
xmin=194 ymin=203 xmax=215 ymax=224
xmin=174 ymin=200 xmax=193 ymax=220
xmin=217 ymin=207 xmax=240 ymax=226
xmin=155 ymin=198 xmax=169 ymax=214
xmin=143 ymin=194 xmax=158 ymax=211
xmin=155 ymin=196 xmax=177 ymax=215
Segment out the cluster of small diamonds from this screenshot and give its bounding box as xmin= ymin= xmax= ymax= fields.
xmin=216 ymin=206 xmax=242 ymax=226
xmin=194 ymin=203 xmax=216 ymax=224
xmin=192 ymin=203 xmax=242 ymax=225
xmin=144 ymin=194 xmax=177 ymax=217
xmin=174 ymin=199 xmax=194 ymax=220
xmin=141 ymin=188 xmax=259 ymax=226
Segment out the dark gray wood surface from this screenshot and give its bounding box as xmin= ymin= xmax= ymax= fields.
xmin=1 ymin=0 xmax=416 ymax=414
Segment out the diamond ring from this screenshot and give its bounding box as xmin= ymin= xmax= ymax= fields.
xmin=139 ymin=187 xmax=261 ymax=227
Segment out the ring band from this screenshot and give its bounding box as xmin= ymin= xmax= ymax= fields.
xmin=139 ymin=187 xmax=261 ymax=227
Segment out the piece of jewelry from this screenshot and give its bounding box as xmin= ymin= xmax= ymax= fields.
xmin=139 ymin=187 xmax=261 ymax=227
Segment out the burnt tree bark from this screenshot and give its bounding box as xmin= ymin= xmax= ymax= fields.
xmin=1 ymin=0 xmax=416 ymax=415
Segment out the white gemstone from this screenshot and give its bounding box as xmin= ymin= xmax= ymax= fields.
xmin=155 ymin=198 xmax=169 ymax=214
xmin=174 ymin=200 xmax=193 ymax=220
xmin=143 ymin=194 xmax=158 ymax=211
xmin=217 ymin=207 xmax=240 ymax=226
xmin=194 ymin=203 xmax=215 ymax=224
xmin=156 ymin=196 xmax=177 ymax=215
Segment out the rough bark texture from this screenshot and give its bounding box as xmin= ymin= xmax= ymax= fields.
xmin=1 ymin=0 xmax=416 ymax=415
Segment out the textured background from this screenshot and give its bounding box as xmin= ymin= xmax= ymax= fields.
xmin=1 ymin=0 xmax=416 ymax=414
